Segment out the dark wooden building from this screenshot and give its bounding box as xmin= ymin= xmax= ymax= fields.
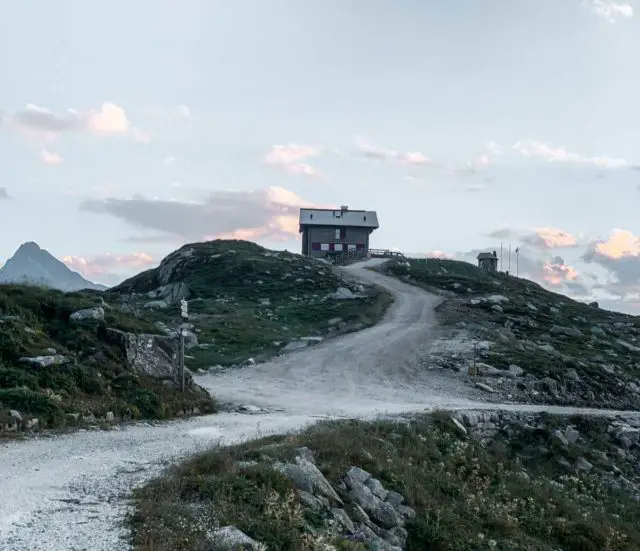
xmin=299 ymin=205 xmax=379 ymax=258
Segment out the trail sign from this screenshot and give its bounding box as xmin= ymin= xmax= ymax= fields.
xmin=180 ymin=299 xmax=188 ymax=320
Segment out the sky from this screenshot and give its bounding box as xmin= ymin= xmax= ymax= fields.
xmin=1 ymin=0 xmax=640 ymax=313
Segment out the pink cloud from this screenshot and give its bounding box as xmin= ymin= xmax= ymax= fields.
xmin=532 ymin=227 xmax=578 ymax=248
xmin=543 ymin=260 xmax=579 ymax=285
xmin=41 ymin=149 xmax=63 ymax=165
xmin=588 ymin=1 xmax=634 ymax=23
xmin=511 ymin=140 xmax=628 ymax=168
xmin=63 ymin=252 xmax=155 ymax=277
xmin=264 ymin=144 xmax=320 ymax=176
xmin=594 ymin=229 xmax=640 ymax=259
xmin=209 ymin=186 xmax=333 ymax=242
xmin=356 ymin=141 xmax=431 ymax=165
xmin=9 ymin=102 xmax=149 ymax=142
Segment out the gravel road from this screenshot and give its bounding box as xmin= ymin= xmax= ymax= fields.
xmin=1 ymin=259 xmax=638 ymax=550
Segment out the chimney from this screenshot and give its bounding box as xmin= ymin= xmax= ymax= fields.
xmin=340 ymin=205 xmax=349 ymax=212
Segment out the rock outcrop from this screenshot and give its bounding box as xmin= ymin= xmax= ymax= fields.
xmin=105 ymin=328 xmax=181 ymax=383
xmin=265 ymin=447 xmax=415 ymax=550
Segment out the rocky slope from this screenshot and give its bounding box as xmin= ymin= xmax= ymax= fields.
xmin=131 ymin=410 xmax=640 ymax=550
xmin=0 ymin=241 xmax=106 ymax=291
xmin=0 ymin=240 xmax=391 ymax=434
xmin=385 ymin=258 xmax=640 ymax=411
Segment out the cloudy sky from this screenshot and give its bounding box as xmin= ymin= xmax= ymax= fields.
xmin=1 ymin=0 xmax=640 ymax=312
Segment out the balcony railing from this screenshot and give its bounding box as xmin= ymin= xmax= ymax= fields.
xmin=331 ymin=248 xmax=406 ymax=265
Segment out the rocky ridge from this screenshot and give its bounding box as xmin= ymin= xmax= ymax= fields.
xmin=386 ymin=258 xmax=640 ymax=411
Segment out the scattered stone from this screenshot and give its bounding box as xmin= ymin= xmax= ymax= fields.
xmin=565 ymin=426 xmax=580 ymax=445
xmin=142 ymin=300 xmax=170 ymax=310
xmin=273 ymin=458 xmax=342 ymax=505
xmin=18 ymin=355 xmax=70 ymax=367
xmin=508 ymin=364 xmax=524 ymax=377
xmin=105 ymin=411 xmax=115 ymax=423
xmin=366 ymin=478 xmax=388 ymax=500
xmin=550 ymin=325 xmax=583 ymax=339
xmin=209 ymin=526 xmax=259 ymax=550
xmin=384 ymin=491 xmax=405 ymax=508
xmin=475 ymin=382 xmax=496 ymax=393
xmin=576 ymin=457 xmax=593 ymax=473
xmin=298 ymin=490 xmax=326 ymax=511
xmin=296 ymin=446 xmax=315 ymax=464
xmin=327 ymin=287 xmax=357 ymax=300
xmin=332 ymin=508 xmax=355 ymax=533
xmin=69 ymin=307 xmax=105 ymax=323
xmin=552 ymin=429 xmax=569 ymax=447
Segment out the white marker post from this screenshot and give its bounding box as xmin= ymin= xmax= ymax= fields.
xmin=179 ymin=299 xmax=189 ymax=393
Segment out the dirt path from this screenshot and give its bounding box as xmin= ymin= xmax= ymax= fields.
xmin=1 ymin=259 xmax=638 ymax=551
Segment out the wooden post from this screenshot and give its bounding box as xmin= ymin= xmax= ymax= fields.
xmin=179 ymin=329 xmax=185 ymax=393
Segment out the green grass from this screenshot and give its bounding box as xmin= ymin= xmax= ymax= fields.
xmin=1 ymin=240 xmax=392 ymax=430
xmin=0 ymin=282 xmax=213 ymax=430
xmin=130 ymin=412 xmax=640 ymax=551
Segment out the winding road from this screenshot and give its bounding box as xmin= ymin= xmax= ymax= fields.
xmin=1 ymin=259 xmax=638 ymax=550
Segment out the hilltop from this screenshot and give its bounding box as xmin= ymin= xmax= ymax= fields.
xmin=0 ymin=240 xmax=391 ymax=434
xmin=108 ymin=240 xmax=392 ymax=371
xmin=384 ymin=258 xmax=640 ymax=411
xmin=0 ymin=241 xmax=106 ymax=292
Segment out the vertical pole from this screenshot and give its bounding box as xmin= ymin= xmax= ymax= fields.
xmin=516 ymin=250 xmax=519 ymax=277
xmin=500 ymin=242 xmax=503 ymax=271
xmin=179 ymin=330 xmax=185 ymax=393
xmin=508 ymin=244 xmax=511 ymax=273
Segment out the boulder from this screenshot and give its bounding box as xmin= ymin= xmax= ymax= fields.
xmin=565 ymin=426 xmax=580 ymax=445
xmin=69 ymin=307 xmax=105 ymax=323
xmin=146 ymin=282 xmax=190 ymax=305
xmin=366 ymin=477 xmax=388 ymax=500
xmin=550 ymin=325 xmax=583 ymax=339
xmin=273 ymin=458 xmax=342 ymax=505
xmin=209 ymin=526 xmax=259 ymax=550
xmin=327 ymin=287 xmax=357 ymax=300
xmin=19 ymin=355 xmax=70 ymax=368
xmin=105 ymin=328 xmax=181 ymax=382
xmin=508 ymin=364 xmax=524 ymax=377
xmin=143 ymin=300 xmax=169 ymax=310
xmin=332 ymin=508 xmax=355 ymax=533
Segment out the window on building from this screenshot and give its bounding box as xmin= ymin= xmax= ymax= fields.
xmin=335 ymin=228 xmax=340 ymax=240
xmin=335 ymin=228 xmax=346 ymax=240
xmin=334 ymin=243 xmax=343 ymax=252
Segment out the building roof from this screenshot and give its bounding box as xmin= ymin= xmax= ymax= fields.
xmin=299 ymin=208 xmax=379 ymax=229
xmin=477 ymin=252 xmax=498 ymax=259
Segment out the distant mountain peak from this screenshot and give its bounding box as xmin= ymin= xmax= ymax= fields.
xmin=17 ymin=241 xmax=41 ymax=251
xmin=0 ymin=242 xmax=107 ymax=292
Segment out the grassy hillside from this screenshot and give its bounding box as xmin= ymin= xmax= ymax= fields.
xmin=110 ymin=240 xmax=392 ymax=370
xmin=0 ymin=240 xmax=391 ymax=434
xmin=384 ymin=258 xmax=640 ymax=410
xmin=0 ymin=284 xmax=215 ymax=433
xmin=131 ymin=410 xmax=640 ymax=551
